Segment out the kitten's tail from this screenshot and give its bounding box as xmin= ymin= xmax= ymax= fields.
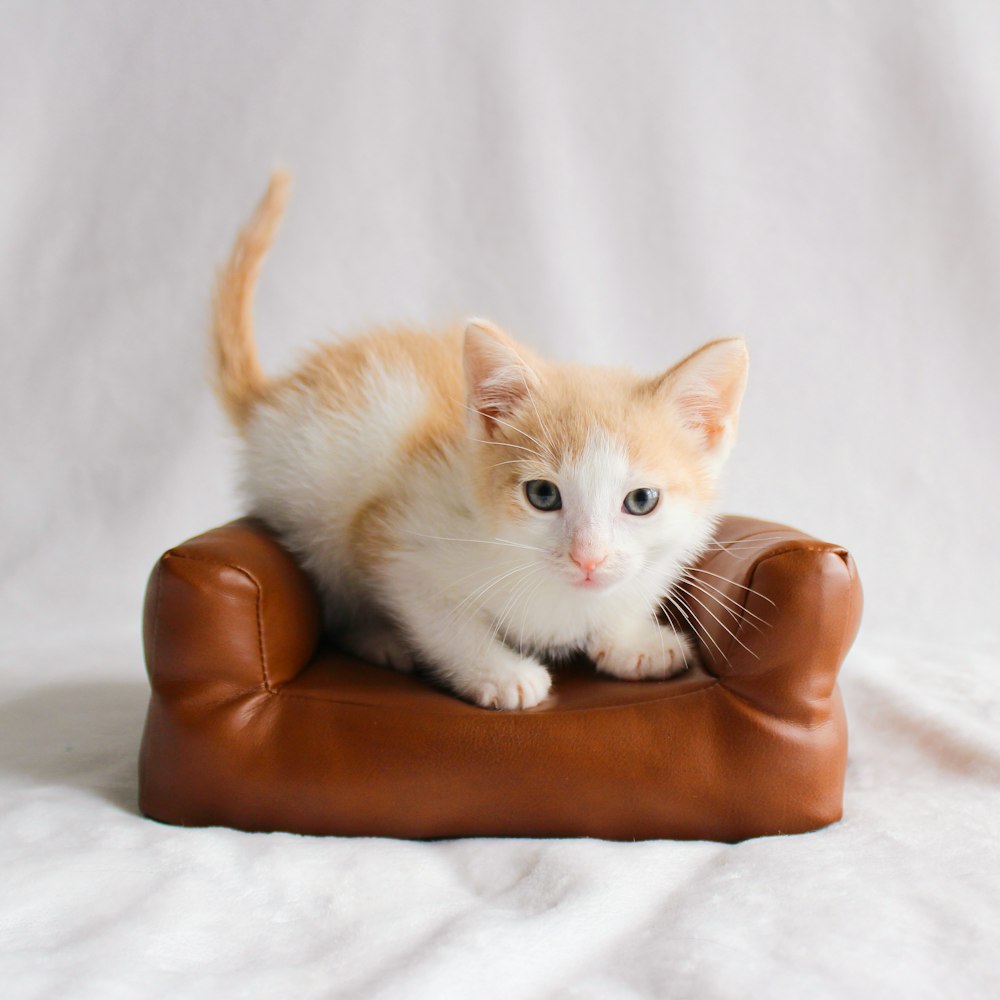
xmin=211 ymin=170 xmax=291 ymax=429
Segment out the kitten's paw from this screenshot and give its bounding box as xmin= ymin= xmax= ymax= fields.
xmin=467 ymin=658 xmax=552 ymax=710
xmin=341 ymin=627 xmax=415 ymax=673
xmin=589 ymin=621 xmax=696 ymax=681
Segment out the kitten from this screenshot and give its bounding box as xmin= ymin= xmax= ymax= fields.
xmin=211 ymin=172 xmax=748 ymax=710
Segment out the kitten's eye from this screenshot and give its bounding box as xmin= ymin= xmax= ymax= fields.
xmin=623 ymin=488 xmax=659 ymax=516
xmin=524 ymin=479 xmax=562 ymax=511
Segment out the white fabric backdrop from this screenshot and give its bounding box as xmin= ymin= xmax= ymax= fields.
xmin=2 ymin=3 xmax=997 ymax=997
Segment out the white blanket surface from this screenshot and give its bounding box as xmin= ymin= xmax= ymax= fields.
xmin=1 ymin=632 xmax=997 ymax=999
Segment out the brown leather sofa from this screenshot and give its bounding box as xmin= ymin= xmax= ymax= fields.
xmin=139 ymin=515 xmax=861 ymax=841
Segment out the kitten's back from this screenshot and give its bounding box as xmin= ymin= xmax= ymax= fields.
xmin=239 ymin=326 xmax=472 ymax=610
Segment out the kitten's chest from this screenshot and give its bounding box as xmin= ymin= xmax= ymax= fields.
xmin=412 ymin=544 xmax=623 ymax=649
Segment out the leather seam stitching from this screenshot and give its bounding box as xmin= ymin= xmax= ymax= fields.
xmin=162 ymin=551 xmax=272 ymax=692
xmin=270 ymin=676 xmax=720 ymax=714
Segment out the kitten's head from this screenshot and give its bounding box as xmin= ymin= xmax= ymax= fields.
xmin=463 ymin=319 xmax=748 ymax=598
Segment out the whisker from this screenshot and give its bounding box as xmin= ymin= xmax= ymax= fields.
xmin=661 ymin=591 xmax=727 ymax=668
xmin=682 ymin=590 xmax=760 ymax=660
xmin=403 ymin=529 xmax=546 ymax=553
xmin=458 ymin=561 xmax=531 ymax=609
xmin=463 ymin=406 xmax=552 ymax=461
xmin=701 ymin=533 xmax=802 ymax=551
xmin=521 ymin=381 xmax=558 ymax=457
xmin=496 ymin=565 xmax=545 ymax=648
xmin=682 ymin=578 xmax=763 ymax=632
xmin=517 ymin=575 xmax=547 ymax=654
xmin=659 ymin=587 xmax=712 ymax=653
xmin=491 ymin=567 xmax=546 ymax=659
xmin=637 ymin=577 xmax=684 ymax=672
xmin=426 ymin=560 xmax=514 ymax=603
xmin=494 ymin=565 xmax=534 ymax=637
xmin=492 ymin=537 xmax=548 ymax=553
xmin=680 ymin=576 xmax=770 ymax=632
xmin=470 ymin=437 xmax=545 ymax=460
xmin=654 ymin=605 xmax=675 ymax=669
xmin=685 ymin=567 xmax=777 ymax=606
xmin=444 ymin=561 xmax=535 ymax=630
xmin=614 ymin=574 xmax=683 ymax=673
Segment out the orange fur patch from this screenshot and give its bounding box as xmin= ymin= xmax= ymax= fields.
xmin=213 ymin=174 xmax=745 ymax=568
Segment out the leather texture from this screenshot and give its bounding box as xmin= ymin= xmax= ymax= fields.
xmin=139 ymin=515 xmax=862 ymax=841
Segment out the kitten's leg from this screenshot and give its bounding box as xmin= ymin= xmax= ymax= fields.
xmin=339 ymin=615 xmax=416 ymax=674
xmin=337 ymin=626 xmax=413 ymax=674
xmin=389 ymin=597 xmax=552 ymax=710
xmin=588 ymin=611 xmax=697 ymax=681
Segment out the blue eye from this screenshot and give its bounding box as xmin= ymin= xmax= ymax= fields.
xmin=623 ymin=488 xmax=659 ymax=515
xmin=525 ymin=480 xmax=562 ymax=511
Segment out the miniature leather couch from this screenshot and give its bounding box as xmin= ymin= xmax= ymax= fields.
xmin=139 ymin=515 xmax=861 ymax=841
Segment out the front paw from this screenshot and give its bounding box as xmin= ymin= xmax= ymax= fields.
xmin=588 ymin=621 xmax=696 ymax=681
xmin=463 ymin=656 xmax=552 ymax=710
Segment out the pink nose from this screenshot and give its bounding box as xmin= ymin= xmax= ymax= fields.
xmin=571 ymin=551 xmax=606 ymax=575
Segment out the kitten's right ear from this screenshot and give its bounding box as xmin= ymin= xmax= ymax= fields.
xmin=649 ymin=337 xmax=749 ymax=470
xmin=463 ymin=319 xmax=540 ymax=432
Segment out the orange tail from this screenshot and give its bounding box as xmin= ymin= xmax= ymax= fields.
xmin=210 ymin=170 xmax=290 ymax=429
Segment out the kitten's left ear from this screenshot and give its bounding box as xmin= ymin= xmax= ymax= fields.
xmin=463 ymin=318 xmax=540 ymax=433
xmin=651 ymin=338 xmax=749 ymax=468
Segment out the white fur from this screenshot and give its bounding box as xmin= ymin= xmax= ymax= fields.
xmin=241 ymin=365 xmax=714 ymax=709
xmin=242 ymin=362 xmax=429 ymax=623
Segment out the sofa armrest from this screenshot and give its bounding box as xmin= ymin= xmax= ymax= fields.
xmin=143 ymin=518 xmax=322 ymax=692
xmin=143 ymin=513 xmax=861 ymax=723
xmin=681 ymin=515 xmax=863 ymax=723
